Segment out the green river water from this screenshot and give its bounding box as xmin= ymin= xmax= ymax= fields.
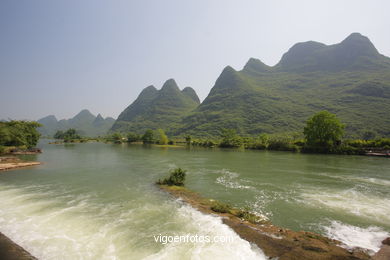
xmin=0 ymin=141 xmax=389 ymax=259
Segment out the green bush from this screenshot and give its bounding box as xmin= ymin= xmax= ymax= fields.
xmin=157 ymin=168 xmax=187 ymax=186
xmin=0 ymin=121 xmax=41 ymax=148
xmin=210 ymin=201 xmax=232 ymax=213
xmin=235 ymin=208 xmax=263 ymax=224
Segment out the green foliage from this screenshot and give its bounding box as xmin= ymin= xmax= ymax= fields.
xmin=235 ymin=207 xmax=264 ymax=224
xmin=0 ymin=121 xmax=41 ymax=148
xmin=210 ymin=201 xmax=232 ymax=213
xmin=185 ymin=135 xmax=192 ymax=145
xmin=219 ymin=129 xmax=243 ymax=148
xmin=54 ymin=128 xmax=82 ymax=142
xmin=111 ymin=133 xmax=123 ymax=143
xmin=157 ymin=168 xmax=187 ymax=186
xmin=157 ymin=129 xmax=168 ymax=145
xmin=346 ymin=138 xmax=390 ymax=149
xmin=127 ymin=132 xmax=141 ymax=142
xmin=268 ymin=134 xmax=300 ymax=151
xmin=0 ymin=145 xmax=6 ymax=154
xmin=142 ymin=130 xmax=155 ymax=144
xmin=191 ymin=139 xmax=216 ymax=147
xmin=304 ymin=111 xmax=345 ymax=151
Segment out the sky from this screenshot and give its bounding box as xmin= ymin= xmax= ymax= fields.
xmin=1 ymin=0 xmax=389 ymax=120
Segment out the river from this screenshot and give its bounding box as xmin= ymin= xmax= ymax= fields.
xmin=0 ymin=141 xmax=389 ymax=259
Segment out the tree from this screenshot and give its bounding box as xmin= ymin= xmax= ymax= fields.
xmin=219 ymin=129 xmax=242 ymax=148
xmin=304 ymin=111 xmax=345 ymax=149
xmin=127 ymin=132 xmax=140 ymax=142
xmin=0 ymin=121 xmax=41 ymax=148
xmin=157 ymin=129 xmax=168 ymax=145
xmin=185 ymin=135 xmax=192 ymax=145
xmin=53 ymin=130 xmax=64 ymax=139
xmin=54 ymin=128 xmax=81 ymax=142
xmin=142 ymin=129 xmax=155 ymax=144
xmin=111 ymin=132 xmax=123 ymax=143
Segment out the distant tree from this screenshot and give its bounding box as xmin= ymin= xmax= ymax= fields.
xmin=258 ymin=133 xmax=269 ymax=147
xmin=185 ymin=135 xmax=192 ymax=145
xmin=142 ymin=129 xmax=155 ymax=144
xmin=219 ymin=129 xmax=243 ymax=148
xmin=111 ymin=133 xmax=123 ymax=143
xmin=127 ymin=132 xmax=140 ymax=142
xmin=304 ymin=111 xmax=345 ymax=149
xmin=53 ymin=130 xmax=64 ymax=139
xmin=54 ymin=128 xmax=81 ymax=142
xmin=157 ymin=129 xmax=168 ymax=145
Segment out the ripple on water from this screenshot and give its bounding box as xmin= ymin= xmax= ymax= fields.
xmin=215 ymin=169 xmax=254 ymax=190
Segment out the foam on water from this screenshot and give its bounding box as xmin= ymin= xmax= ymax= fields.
xmin=300 ymin=187 xmax=390 ymax=224
xmin=0 ymin=185 xmax=120 ymax=259
xmin=323 ymin=221 xmax=389 ymax=254
xmin=144 ymin=204 xmax=267 ymax=260
xmin=0 ymin=184 xmax=267 ymax=259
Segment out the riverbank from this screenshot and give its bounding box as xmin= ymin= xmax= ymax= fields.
xmin=158 ymin=184 xmax=387 ymax=260
xmin=0 ymin=157 xmax=41 ymax=171
xmin=0 ymin=232 xmax=36 ymax=260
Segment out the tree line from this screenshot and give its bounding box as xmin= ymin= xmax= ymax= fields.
xmin=107 ymin=111 xmax=389 ymax=154
xmin=0 ymin=121 xmax=41 ymax=153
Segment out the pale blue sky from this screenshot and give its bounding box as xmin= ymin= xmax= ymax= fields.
xmin=1 ymin=0 xmax=389 ymax=120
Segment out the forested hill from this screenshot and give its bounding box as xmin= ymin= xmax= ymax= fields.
xmin=179 ymin=33 xmax=390 ymax=138
xmin=38 ymin=110 xmax=115 ymax=137
xmin=110 ymin=79 xmax=200 ymax=134
xmin=113 ymin=33 xmax=390 ymax=138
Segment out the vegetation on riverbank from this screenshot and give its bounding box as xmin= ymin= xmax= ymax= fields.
xmin=104 ymin=110 xmax=390 ymax=156
xmin=0 ymin=121 xmax=41 ymax=155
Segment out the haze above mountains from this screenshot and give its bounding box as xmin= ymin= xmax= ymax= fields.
xmin=39 ymin=33 xmax=390 ymax=138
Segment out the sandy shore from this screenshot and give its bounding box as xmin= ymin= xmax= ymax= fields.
xmin=0 ymin=157 xmax=41 ymax=172
xmin=0 ymin=162 xmax=41 ymax=171
xmin=158 ymin=185 xmax=387 ymax=260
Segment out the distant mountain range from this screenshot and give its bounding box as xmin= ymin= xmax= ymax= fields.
xmin=112 ymin=33 xmax=390 ymax=138
xmin=38 ymin=110 xmax=115 ymax=137
xmin=111 ymin=79 xmax=200 ymax=134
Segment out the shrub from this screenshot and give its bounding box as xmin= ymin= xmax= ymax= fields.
xmin=210 ymin=201 xmax=232 ymax=213
xmin=157 ymin=168 xmax=187 ymax=186
xmin=235 ymin=207 xmax=264 ymax=224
